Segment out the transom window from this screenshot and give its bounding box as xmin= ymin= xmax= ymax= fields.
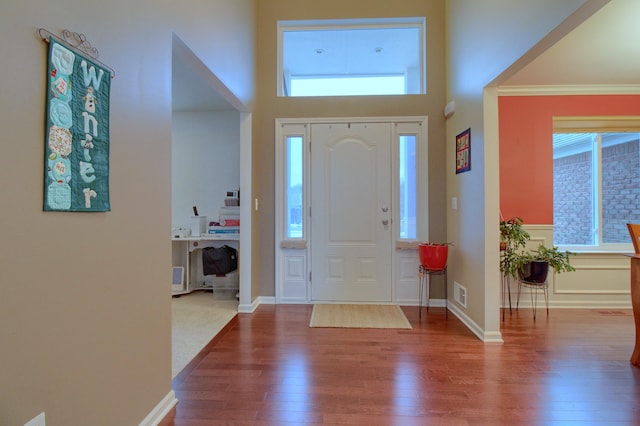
xmin=278 ymin=18 xmax=426 ymax=97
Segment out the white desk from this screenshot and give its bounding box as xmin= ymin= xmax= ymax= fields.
xmin=172 ymin=235 xmax=240 ymax=295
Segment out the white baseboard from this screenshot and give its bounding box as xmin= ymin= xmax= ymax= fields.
xmin=511 ymin=300 xmax=632 ymax=309
xmin=238 ymin=296 xmax=259 ymax=313
xmin=447 ymin=303 xmax=504 ymax=343
xmin=423 ymin=298 xmax=445 ymax=307
xmin=549 ymin=301 xmax=632 ymax=309
xmin=238 ymin=295 xmax=276 ymax=313
xmin=139 ymin=390 xmax=177 ymax=426
xmin=277 ymin=297 xmax=308 ymax=303
xmin=237 ymin=302 xmax=255 ymax=313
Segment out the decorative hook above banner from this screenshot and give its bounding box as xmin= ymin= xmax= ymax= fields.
xmin=38 ymin=28 xmax=115 ymax=78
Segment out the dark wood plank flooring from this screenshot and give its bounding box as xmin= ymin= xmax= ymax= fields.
xmin=160 ymin=305 xmax=640 ymax=425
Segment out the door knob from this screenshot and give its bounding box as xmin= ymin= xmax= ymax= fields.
xmin=382 ymin=206 xmax=389 ymax=212
xmin=382 ymin=219 xmax=389 ymax=225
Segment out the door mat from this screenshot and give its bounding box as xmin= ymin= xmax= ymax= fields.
xmin=310 ymin=304 xmax=412 ymax=329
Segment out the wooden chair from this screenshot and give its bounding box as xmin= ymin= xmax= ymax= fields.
xmin=627 ymin=223 xmax=640 ymax=254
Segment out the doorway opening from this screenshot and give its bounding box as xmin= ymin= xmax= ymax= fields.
xmin=170 ymin=34 xmax=252 ymax=377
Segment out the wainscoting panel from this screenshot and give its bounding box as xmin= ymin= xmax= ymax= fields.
xmin=554 ymin=255 xmax=629 ymax=294
xmin=395 ymin=249 xmax=420 ymax=305
xmin=521 ymin=225 xmax=632 ymax=308
xmin=279 ymin=249 xmax=308 ymax=303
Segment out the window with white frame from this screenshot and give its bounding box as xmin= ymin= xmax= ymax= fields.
xmin=398 ymin=134 xmax=417 ymax=239
xmin=553 ymin=118 xmax=640 ymax=250
xmin=278 ymin=18 xmax=426 ymax=97
xmin=285 ymin=135 xmax=305 ymax=239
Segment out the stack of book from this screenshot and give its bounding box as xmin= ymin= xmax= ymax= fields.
xmin=207 ymin=225 xmax=239 ymax=235
xmin=219 ymin=206 xmax=240 ymax=226
xmin=208 ymin=206 xmax=240 ymax=235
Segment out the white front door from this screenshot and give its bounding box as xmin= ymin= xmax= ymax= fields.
xmin=310 ymin=123 xmax=392 ymax=302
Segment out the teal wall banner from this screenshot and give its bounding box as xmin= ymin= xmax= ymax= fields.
xmin=44 ymin=36 xmax=110 ymax=212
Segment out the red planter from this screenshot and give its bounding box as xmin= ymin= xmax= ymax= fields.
xmin=418 ymin=243 xmax=448 ymax=271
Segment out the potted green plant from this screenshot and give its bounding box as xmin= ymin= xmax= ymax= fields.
xmin=500 ymin=247 xmax=526 ymax=280
xmin=502 ymin=243 xmax=575 ymax=283
xmin=499 ymin=216 xmax=574 ymax=281
xmin=524 ymin=244 xmax=575 ymax=281
xmin=499 ymin=216 xmax=530 ymax=251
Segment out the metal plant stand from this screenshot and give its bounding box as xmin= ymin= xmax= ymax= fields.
xmin=516 ymin=279 xmax=549 ymax=320
xmin=419 ymin=265 xmax=448 ymax=320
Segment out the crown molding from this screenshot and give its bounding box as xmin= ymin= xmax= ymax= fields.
xmin=497 ymin=84 xmax=640 ymax=96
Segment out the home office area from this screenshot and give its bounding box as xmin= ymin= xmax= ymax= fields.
xmin=169 ymin=35 xmax=251 ymax=377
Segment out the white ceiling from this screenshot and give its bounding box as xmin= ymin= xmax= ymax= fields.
xmin=503 ymin=0 xmax=640 ymax=87
xmin=172 ymin=0 xmax=640 ymax=112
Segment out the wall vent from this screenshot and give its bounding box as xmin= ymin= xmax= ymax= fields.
xmin=454 ymin=281 xmax=467 ymax=308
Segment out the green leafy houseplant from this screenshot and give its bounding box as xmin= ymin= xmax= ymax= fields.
xmin=500 ymin=247 xmax=526 ymax=279
xmin=500 ymin=217 xmax=530 ymax=251
xmin=530 ymin=244 xmax=575 ymax=275
xmin=499 ymin=217 xmax=574 ymax=281
xmin=501 ymin=243 xmax=575 ymax=281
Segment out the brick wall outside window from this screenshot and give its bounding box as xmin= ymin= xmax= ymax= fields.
xmin=554 ymin=151 xmax=592 ymax=244
xmin=602 ymin=139 xmax=640 ymax=242
xmin=553 ymin=138 xmax=640 ymax=245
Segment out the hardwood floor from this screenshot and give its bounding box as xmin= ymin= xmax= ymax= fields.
xmin=160 ymin=305 xmax=640 ymax=425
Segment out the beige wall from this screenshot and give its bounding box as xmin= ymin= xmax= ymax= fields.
xmin=0 ymin=1 xmax=255 ymax=425
xmin=253 ymin=0 xmax=447 ymax=298
xmin=445 ymin=0 xmax=600 ymax=337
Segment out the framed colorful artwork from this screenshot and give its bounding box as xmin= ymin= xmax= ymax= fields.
xmin=455 ymin=128 xmax=471 ymax=174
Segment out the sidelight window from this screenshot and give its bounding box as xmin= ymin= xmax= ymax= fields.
xmin=398 ymin=134 xmax=417 ymax=239
xmin=285 ymin=135 xmax=304 ymax=239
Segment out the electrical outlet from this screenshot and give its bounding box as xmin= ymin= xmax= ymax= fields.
xmin=24 ymin=412 xmax=45 ymax=426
